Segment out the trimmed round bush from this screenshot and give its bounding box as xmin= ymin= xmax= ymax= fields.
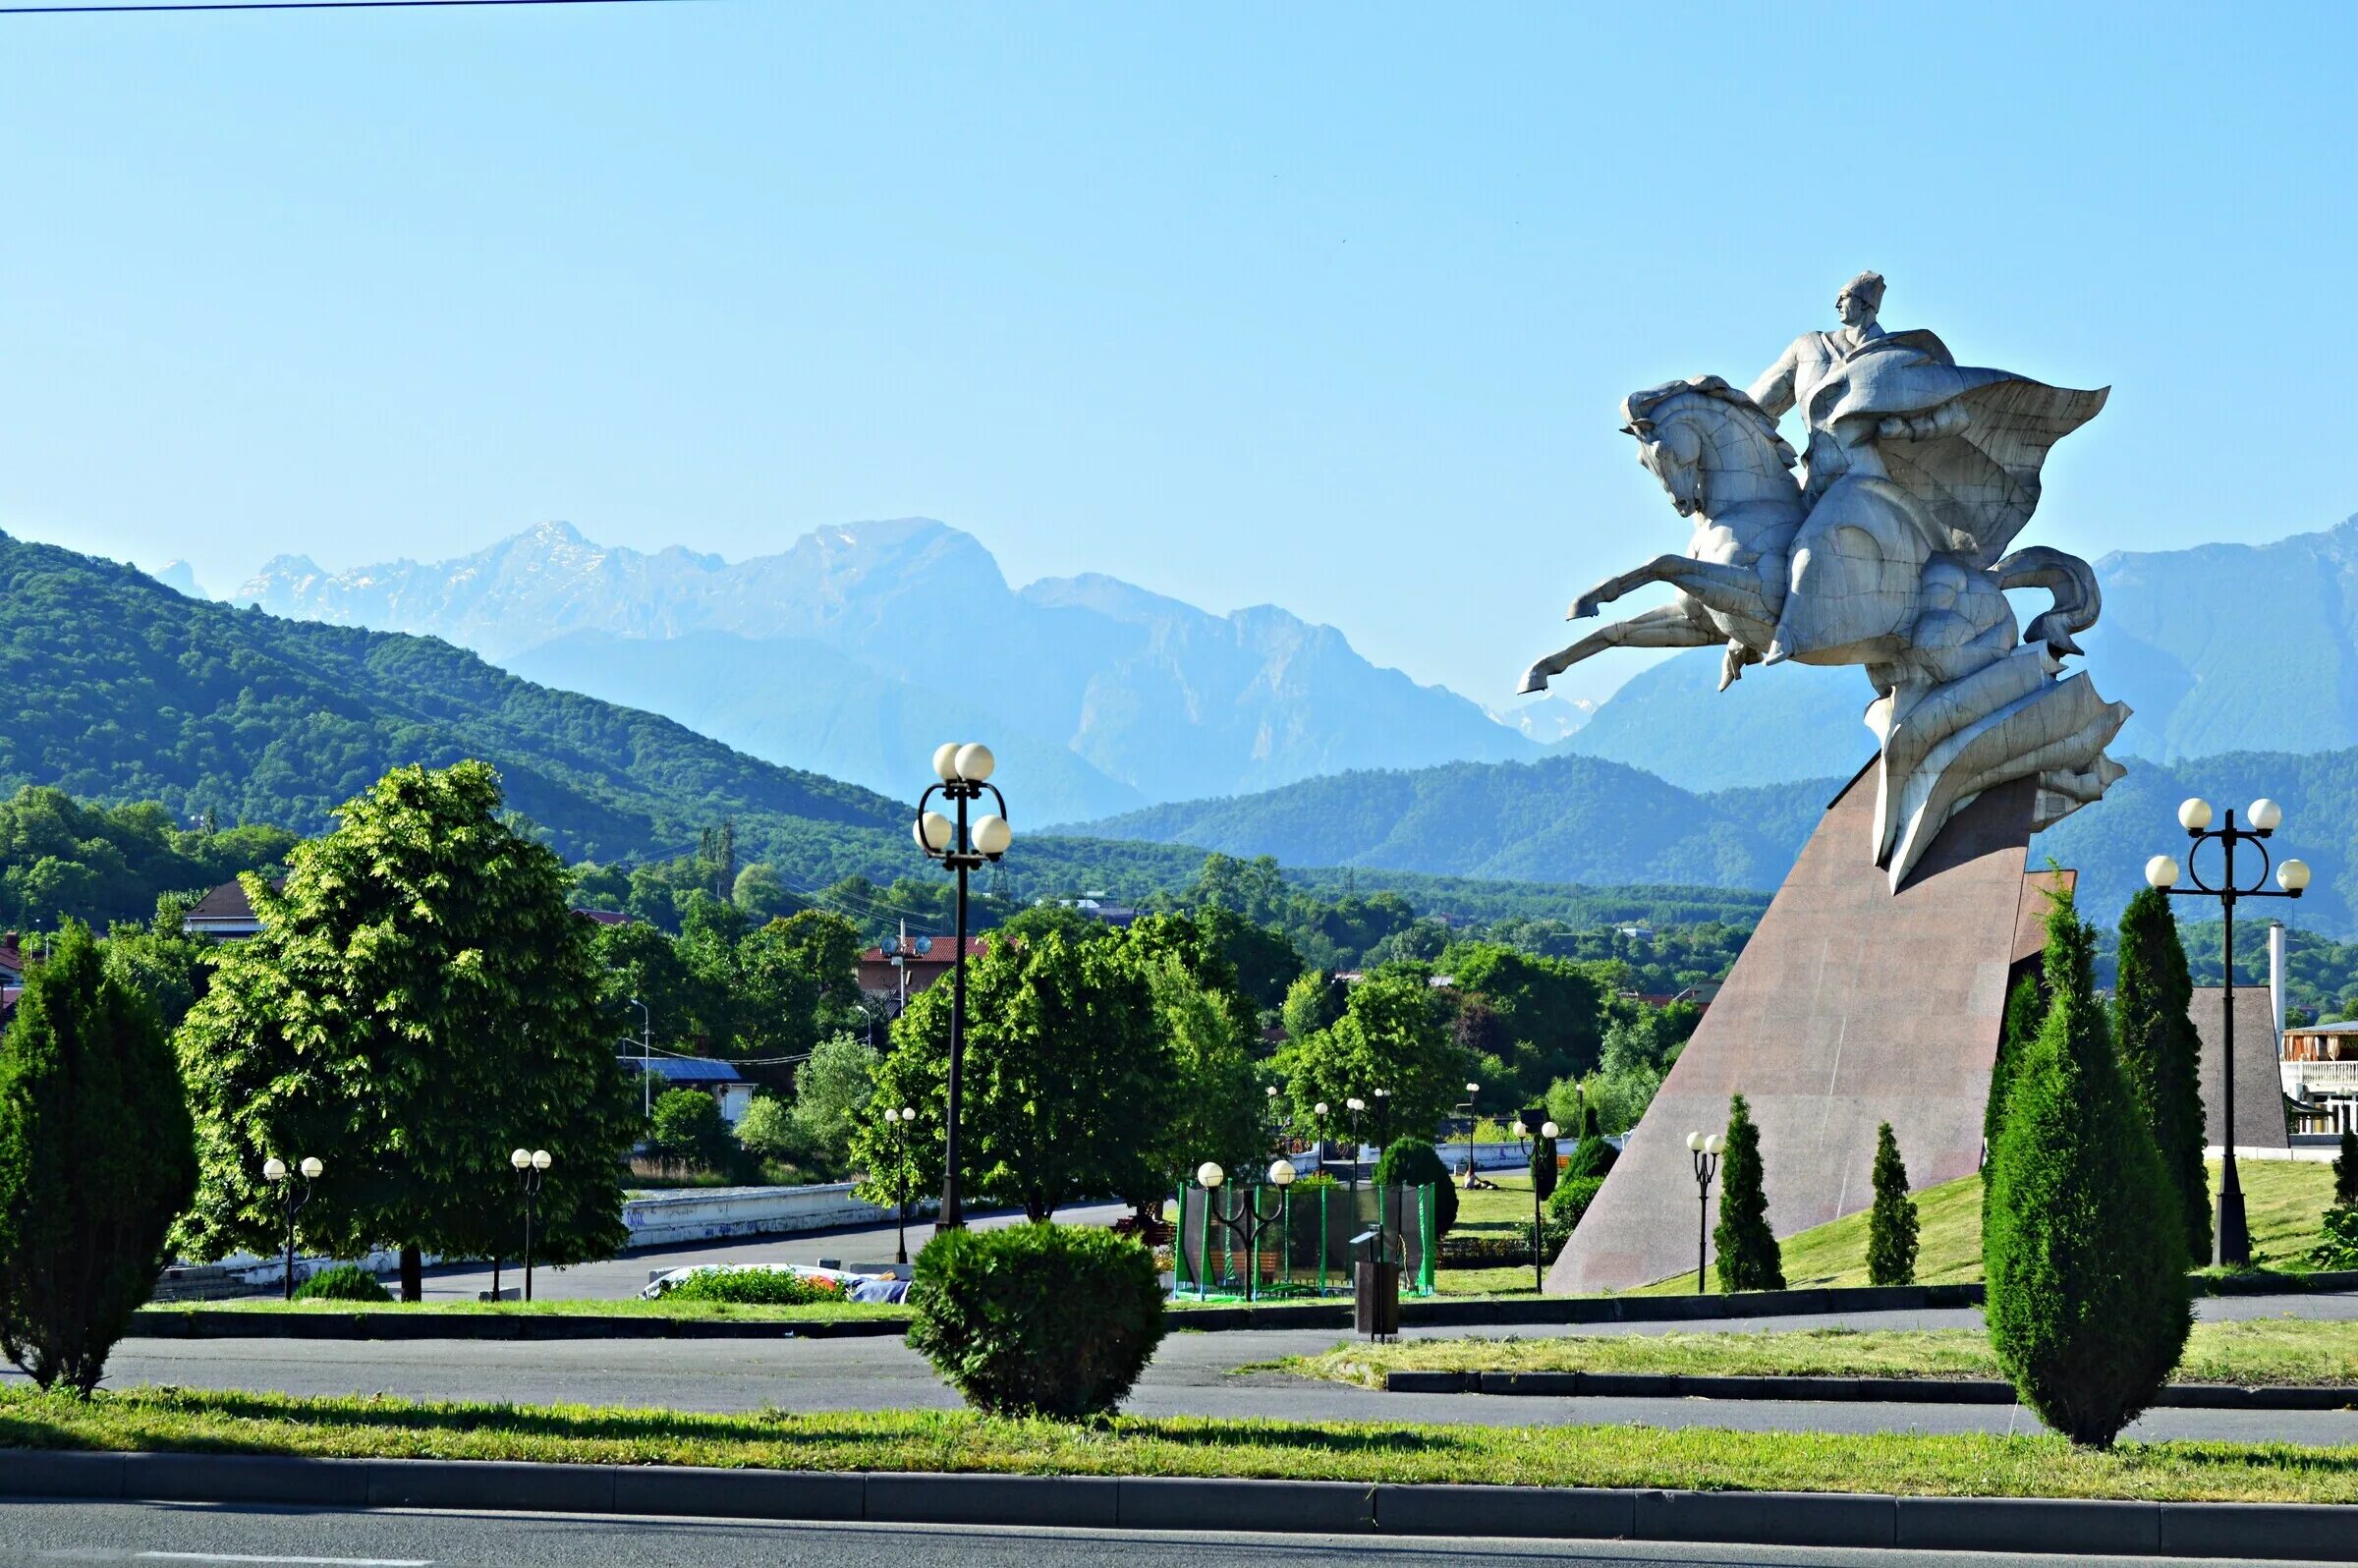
xmin=1546 ymin=1174 xmax=1605 ymax=1230
xmin=292 ymin=1264 xmax=392 ymax=1303
xmin=1370 ymin=1137 xmax=1459 ymax=1237
xmin=659 ymin=1267 xmax=845 ymax=1306
xmin=907 ymin=1223 xmax=1164 ymax=1419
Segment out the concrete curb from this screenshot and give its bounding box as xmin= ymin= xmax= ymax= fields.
xmin=5 ymin=1450 xmax=2352 ymax=1559
xmin=1382 ymin=1370 xmax=2358 ymax=1411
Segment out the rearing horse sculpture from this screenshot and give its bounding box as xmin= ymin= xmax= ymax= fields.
xmin=1523 ymin=350 xmax=2127 ymax=891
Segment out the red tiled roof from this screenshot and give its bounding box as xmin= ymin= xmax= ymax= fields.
xmin=859 ymin=937 xmax=990 ymax=964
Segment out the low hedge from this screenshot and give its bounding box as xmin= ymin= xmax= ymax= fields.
xmin=907 ymin=1222 xmax=1164 ymax=1419
xmin=1435 ymin=1221 xmax=1572 ymax=1269
xmin=292 ymin=1264 xmax=392 ymax=1303
xmin=656 ymin=1268 xmax=847 ymax=1307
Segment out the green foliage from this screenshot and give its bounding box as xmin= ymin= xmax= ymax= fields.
xmin=731 ymin=1094 xmax=800 ymax=1161
xmin=1987 ymin=974 xmax=2044 ymax=1155
xmin=2333 ymin=1130 xmax=2357 ymax=1207
xmin=1369 ymin=1138 xmax=1459 ymax=1237
xmin=174 ymin=761 xmax=640 ymax=1284
xmin=1866 ymin=1122 xmax=1920 ymax=1288
xmin=853 ymin=929 xmax=1173 ymax=1221
xmin=1438 ymin=940 xmax=1609 ymax=1103
xmin=1276 ymin=965 xmax=1457 ymax=1139
xmin=658 ymin=1267 xmax=847 ymax=1306
xmin=0 ymin=921 xmax=197 ymax=1393
xmin=1564 ymin=1103 xmax=1619 ymax=1182
xmin=1529 ymin=1129 xmax=1558 ymax=1202
xmin=1280 ymin=970 xmax=1346 ymax=1042
xmin=786 ymin=1034 xmax=876 ymax=1169
xmin=0 ymin=786 xmax=297 ymax=936
xmin=906 ymin=1223 xmax=1166 ymax=1419
xmin=1984 ymin=891 xmax=2192 ymax=1448
xmin=648 ymin=1089 xmax=734 ymax=1175
xmin=293 ymin=1263 xmax=392 ymax=1303
xmin=1547 ymin=1174 xmax=1605 ymax=1231
xmin=1712 ymin=1093 xmax=1783 ymax=1293
xmin=2312 ymin=1205 xmax=2358 ymax=1270
xmin=2112 ymin=889 xmax=2210 ymax=1260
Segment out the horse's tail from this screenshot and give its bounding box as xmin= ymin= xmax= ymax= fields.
xmin=1993 ymin=545 xmax=2101 ymax=657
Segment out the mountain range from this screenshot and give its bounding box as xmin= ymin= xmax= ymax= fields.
xmin=236 ymin=520 xmax=1538 ymax=824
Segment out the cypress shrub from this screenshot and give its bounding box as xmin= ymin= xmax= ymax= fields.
xmin=907 ymin=1223 xmax=1164 ymax=1418
xmin=2112 ymin=888 xmax=2210 ymax=1260
xmin=1865 ymin=1122 xmax=1920 ymax=1286
xmin=1712 ymin=1093 xmax=1783 ymax=1292
xmin=1984 ymin=891 xmax=2191 ymax=1448
xmin=2333 ymin=1129 xmax=2357 ymax=1207
xmin=292 ymin=1263 xmax=393 ymax=1303
xmin=1529 ymin=1125 xmax=1558 ymax=1203
xmin=1986 ymin=974 xmax=2044 ymax=1154
xmin=1371 ymin=1137 xmax=1459 ymax=1237
xmin=0 ymin=922 xmax=198 ymax=1393
xmin=1564 ymin=1103 xmax=1619 ymax=1181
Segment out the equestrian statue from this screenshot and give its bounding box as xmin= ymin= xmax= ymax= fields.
xmin=1520 ymin=272 xmax=2128 ymax=890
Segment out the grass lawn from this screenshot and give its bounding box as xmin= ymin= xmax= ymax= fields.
xmin=143 ymin=1298 xmax=911 ymax=1324
xmin=1281 ymin=1317 xmax=2358 ymax=1389
xmin=1635 ymin=1159 xmax=2337 ymax=1294
xmin=8 ymin=1385 xmax=2358 ymax=1503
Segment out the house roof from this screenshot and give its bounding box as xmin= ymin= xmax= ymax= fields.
xmin=618 ymin=1056 xmax=748 ymax=1084
xmin=2289 ymin=1021 xmax=2358 ymax=1036
xmin=185 ymin=879 xmax=267 ymax=923
xmin=860 ymin=936 xmax=990 ymax=965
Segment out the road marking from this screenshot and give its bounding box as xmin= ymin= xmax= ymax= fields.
xmin=134 ymin=1554 xmax=431 ymax=1566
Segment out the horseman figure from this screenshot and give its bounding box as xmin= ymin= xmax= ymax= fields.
xmin=1522 ymin=273 xmax=2129 ymax=891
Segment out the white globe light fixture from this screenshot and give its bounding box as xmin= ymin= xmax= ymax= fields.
xmin=532 ymin=1149 xmax=553 ymax=1171
xmin=2248 ymin=798 xmax=2284 ymax=832
xmin=510 ymin=1148 xmax=532 ymax=1171
xmin=953 ymin=742 xmax=995 ymax=784
xmin=1541 ymin=1121 xmax=1560 ymax=1140
xmin=1197 ymin=1161 xmax=1225 ymax=1190
xmin=2145 ymin=854 xmax=2181 ymax=889
xmin=1706 ymin=1134 xmax=1724 ymax=1154
xmin=971 ymin=813 xmax=1013 ymax=858
xmin=1685 ymin=1131 xmax=1706 ymax=1152
xmin=931 ymin=743 xmax=961 ymax=782
xmin=299 ymin=1156 xmax=324 ymax=1180
xmin=1267 ymin=1159 xmax=1297 ymax=1187
xmin=2279 ymin=859 xmax=2313 ymax=893
xmin=2178 ymin=797 xmax=2215 ymax=832
xmin=262 ymin=1156 xmax=287 ymax=1183
xmin=915 ymin=812 xmax=954 ymax=854
xmin=1313 ymin=1101 xmax=1329 ymax=1117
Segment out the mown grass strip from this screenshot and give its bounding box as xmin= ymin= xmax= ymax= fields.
xmin=6 ymin=1386 xmax=2358 ymax=1503
xmin=1281 ymin=1317 xmax=2358 ymax=1389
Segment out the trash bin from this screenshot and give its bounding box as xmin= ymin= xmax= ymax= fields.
xmin=1350 ymin=1227 xmax=1401 ymax=1340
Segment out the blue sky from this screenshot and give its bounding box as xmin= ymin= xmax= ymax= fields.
xmin=1 ymin=2 xmax=2353 ymax=713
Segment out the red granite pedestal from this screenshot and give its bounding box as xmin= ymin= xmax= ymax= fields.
xmin=1547 ymin=765 xmax=2047 ymax=1295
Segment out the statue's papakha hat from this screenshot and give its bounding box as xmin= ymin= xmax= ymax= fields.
xmin=1841 ymin=270 xmax=1886 ymax=310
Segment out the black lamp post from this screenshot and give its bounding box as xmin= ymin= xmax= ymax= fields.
xmin=1510 ymin=1113 xmax=1560 ymax=1292
xmin=262 ymin=1154 xmax=322 ymax=1301
xmin=1686 ymin=1130 xmax=1723 ymax=1295
xmin=510 ymin=1148 xmax=551 ymax=1302
xmin=1197 ymin=1159 xmax=1297 ymax=1303
xmin=1343 ymin=1095 xmax=1367 ymax=1196
xmin=1372 ymin=1087 xmax=1393 ymax=1149
xmin=1459 ymin=1081 xmax=1489 ymax=1189
xmin=882 ymin=1103 xmax=918 ymax=1265
xmin=915 ymin=742 xmax=1013 ymax=1233
xmin=2147 ymin=796 xmax=2310 ymax=1267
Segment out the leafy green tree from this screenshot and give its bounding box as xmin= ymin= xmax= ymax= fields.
xmin=1275 ymin=965 xmax=1457 ymax=1138
xmin=1442 ymin=941 xmax=1608 ymax=1088
xmin=732 ymin=1093 xmax=803 ymax=1163
xmin=1712 ymin=1093 xmax=1783 ymax=1293
xmin=2113 ymin=889 xmax=2210 ymax=1260
xmin=1986 ymin=974 xmax=2044 ymax=1155
xmin=788 ymin=1033 xmax=877 ymax=1166
xmin=1140 ymin=951 xmax=1263 ymax=1192
xmin=1280 ymin=969 xmax=1346 ymax=1042
xmin=1370 ymin=1136 xmax=1459 ymax=1236
xmin=1984 ymin=891 xmax=2191 ymax=1448
xmin=852 ymin=930 xmax=1173 ymax=1220
xmin=647 ymin=1088 xmax=733 ymax=1174
xmin=731 ymin=862 xmax=802 ymax=923
xmin=594 ymin=919 xmax=723 ymax=1055
xmin=1196 ymin=904 xmax=1305 ymax=1013
xmin=1866 ymin=1122 xmax=1920 ymax=1287
xmin=0 ymin=922 xmax=196 ymax=1393
xmin=175 ymin=762 xmax=640 ymax=1299
xmin=100 ymin=897 xmax=217 ymax=1032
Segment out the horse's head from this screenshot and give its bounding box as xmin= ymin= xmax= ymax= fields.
xmin=1620 ymin=377 xmax=1798 ymax=520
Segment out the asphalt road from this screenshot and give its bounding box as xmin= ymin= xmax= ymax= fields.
xmin=53 ymin=1292 xmax=2358 ymax=1444
xmin=7 ymin=1501 xmax=2346 ymax=1568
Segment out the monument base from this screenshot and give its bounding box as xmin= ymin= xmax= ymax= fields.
xmin=1548 ymin=766 xmax=2045 ymax=1295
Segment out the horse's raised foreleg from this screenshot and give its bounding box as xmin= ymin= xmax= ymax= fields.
xmin=1519 ymin=603 xmax=1717 ymax=695
xmin=1570 ymin=554 xmax=1776 ymax=626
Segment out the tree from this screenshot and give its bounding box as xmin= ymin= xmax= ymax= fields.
xmin=1986 ymin=974 xmax=2044 ymax=1154
xmin=788 ymin=1033 xmax=877 ymax=1165
xmin=1140 ymin=951 xmax=1263 ymax=1195
xmin=2113 ymin=888 xmax=2210 ymax=1260
xmin=1275 ymin=965 xmax=1457 ymax=1137
xmin=175 ymin=762 xmax=640 ymax=1299
xmin=1370 ymin=1136 xmax=1459 ymax=1236
xmin=1866 ymin=1122 xmax=1920 ymax=1286
xmin=648 ymin=1088 xmax=733 ymax=1174
xmin=731 ymin=863 xmax=801 ymax=923
xmin=851 ymin=930 xmax=1172 ymax=1221
xmin=1564 ymin=1101 xmax=1619 ymax=1181
xmin=732 ymin=1092 xmax=803 ymax=1163
xmin=1280 ymin=970 xmax=1345 ymax=1042
xmin=1712 ymin=1093 xmax=1783 ymax=1292
xmin=1984 ymin=890 xmax=2191 ymax=1447
xmin=1529 ymin=1122 xmax=1559 ymax=1203
xmin=0 ymin=922 xmax=196 ymax=1393
xmin=2336 ymin=1129 xmax=2358 ymax=1207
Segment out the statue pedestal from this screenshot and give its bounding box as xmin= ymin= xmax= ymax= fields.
xmin=1548 ymin=766 xmax=2046 ymax=1295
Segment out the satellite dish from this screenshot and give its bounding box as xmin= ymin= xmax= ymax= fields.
xmin=914 ymin=936 xmax=934 ymax=956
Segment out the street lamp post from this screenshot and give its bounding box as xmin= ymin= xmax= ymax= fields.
xmin=882 ymin=1104 xmax=918 ymax=1265
xmin=1510 ymin=1115 xmax=1561 ymax=1292
xmin=1197 ymin=1159 xmax=1298 ymax=1303
xmin=628 ymin=997 xmax=651 ymax=1119
xmin=510 ymin=1148 xmax=552 ymax=1302
xmin=262 ymin=1154 xmax=322 ymax=1301
xmin=1686 ymin=1131 xmax=1724 ymax=1295
xmin=2147 ymin=796 xmax=2310 ymax=1267
xmin=1344 ymin=1096 xmax=1367 ymax=1196
xmin=1459 ymin=1081 xmax=1488 ymax=1188
xmin=915 ymin=742 xmax=1014 ymax=1233
xmin=1373 ymin=1087 xmax=1392 ymax=1148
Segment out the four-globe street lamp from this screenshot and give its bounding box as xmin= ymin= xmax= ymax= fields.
xmin=2146 ymin=796 xmax=2310 ymax=1267
xmin=261 ymin=1154 xmax=322 ymax=1301
xmin=1197 ymin=1158 xmax=1298 ymax=1303
xmin=510 ymin=1148 xmax=553 ymax=1302
xmin=882 ymin=1104 xmax=920 ymax=1265
xmin=915 ymin=742 xmax=1013 ymax=1233
xmin=1509 ymin=1114 xmax=1560 ymax=1292
xmin=1686 ymin=1131 xmax=1724 ymax=1295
